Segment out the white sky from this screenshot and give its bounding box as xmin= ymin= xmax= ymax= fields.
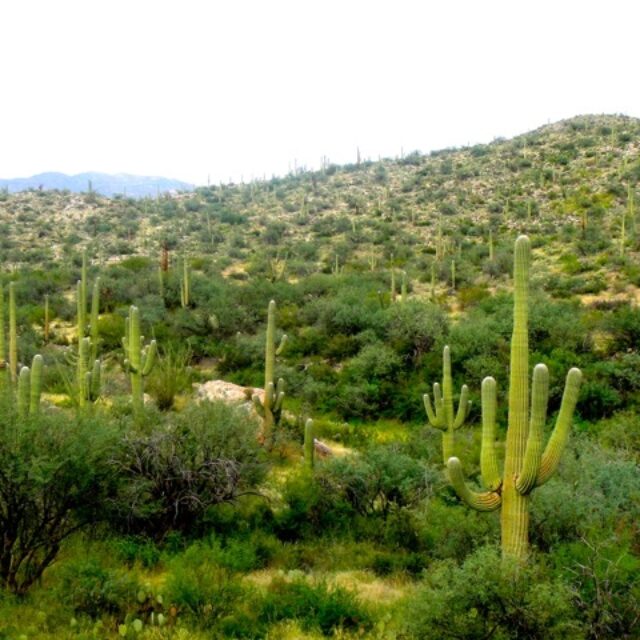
xmin=2 ymin=0 xmax=638 ymax=185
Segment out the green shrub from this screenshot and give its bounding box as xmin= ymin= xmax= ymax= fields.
xmin=164 ymin=545 xmax=247 ymax=628
xmin=110 ymin=401 xmax=266 ymax=539
xmin=402 ymin=547 xmax=583 ymax=639
xmin=58 ymin=559 xmax=139 ymax=619
xmin=259 ymin=578 xmax=372 ymax=635
xmin=0 ymin=400 xmax=119 ymax=594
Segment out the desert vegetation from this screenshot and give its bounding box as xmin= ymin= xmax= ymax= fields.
xmin=0 ymin=115 xmax=638 ymax=638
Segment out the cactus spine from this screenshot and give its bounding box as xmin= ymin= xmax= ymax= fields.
xmin=123 ymin=306 xmax=157 ymax=418
xmin=252 ymin=300 xmax=287 ymax=442
xmin=304 ymin=419 xmax=314 ymax=470
xmin=9 ymin=282 xmax=17 ymax=383
xmin=424 ymin=346 xmax=471 ymax=463
xmin=446 ymin=236 xmax=582 ymax=561
xmin=17 ymin=355 xmax=43 ymax=418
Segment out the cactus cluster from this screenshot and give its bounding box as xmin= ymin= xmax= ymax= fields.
xmin=252 ymin=300 xmax=287 ymax=442
xmin=17 ymin=355 xmax=43 ymax=418
xmin=68 ymin=254 xmax=102 ymax=408
xmin=446 ymin=236 xmax=582 ymax=560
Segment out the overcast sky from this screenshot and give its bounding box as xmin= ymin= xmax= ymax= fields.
xmin=2 ymin=0 xmax=638 ymax=185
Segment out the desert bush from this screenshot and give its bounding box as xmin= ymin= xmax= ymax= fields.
xmin=260 ymin=578 xmax=372 ymax=635
xmin=110 ymin=401 xmax=266 ymax=539
xmin=0 ymin=400 xmax=119 ymax=594
xmin=402 ymin=546 xmax=584 ymax=639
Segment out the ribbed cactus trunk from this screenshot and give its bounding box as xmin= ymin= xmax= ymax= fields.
xmin=90 ymin=278 xmax=100 ymax=361
xmin=502 ymin=236 xmax=530 ymax=559
xmin=252 ymin=300 xmax=286 ymax=444
xmin=262 ymin=300 xmax=278 ymax=433
xmin=123 ymin=306 xmax=157 ymax=420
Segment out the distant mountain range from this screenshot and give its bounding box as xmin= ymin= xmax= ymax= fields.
xmin=0 ymin=172 xmax=194 ymax=198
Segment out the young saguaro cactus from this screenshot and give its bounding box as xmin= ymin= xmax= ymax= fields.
xmin=446 ymin=236 xmax=582 ymax=561
xmin=252 ymin=300 xmax=287 ymax=442
xmin=123 ymin=306 xmax=157 ymax=418
xmin=17 ymin=355 xmax=43 ymax=418
xmin=424 ymin=346 xmax=471 ymax=464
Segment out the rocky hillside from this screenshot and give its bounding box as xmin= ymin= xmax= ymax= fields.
xmin=1 ymin=114 xmax=639 ymax=303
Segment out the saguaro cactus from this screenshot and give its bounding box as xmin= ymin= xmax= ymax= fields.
xmin=180 ymin=257 xmax=190 ymax=308
xmin=424 ymin=346 xmax=471 ymax=464
xmin=446 ymin=236 xmax=582 ymax=560
xmin=0 ymin=285 xmax=6 ymax=387
xmin=9 ymin=282 xmax=17 ymax=383
xmin=17 ymin=354 xmax=43 ymax=418
xmin=123 ymin=306 xmax=157 ymax=418
xmin=304 ymin=419 xmax=314 ymax=470
xmin=90 ymin=278 xmax=100 ymax=361
xmin=252 ymin=300 xmax=287 ymax=442
xmin=76 ymin=336 xmax=101 ymax=409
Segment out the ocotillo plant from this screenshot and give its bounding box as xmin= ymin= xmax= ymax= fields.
xmin=424 ymin=346 xmax=471 ymax=464
xmin=123 ymin=305 xmax=157 ymax=418
xmin=304 ymin=419 xmax=314 ymax=470
xmin=446 ymin=236 xmax=582 ymax=561
xmin=9 ymin=282 xmax=17 ymax=384
xmin=252 ymin=300 xmax=287 ymax=443
xmin=17 ymin=354 xmax=43 ymax=418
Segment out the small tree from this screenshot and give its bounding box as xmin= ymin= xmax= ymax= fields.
xmin=0 ymin=399 xmax=118 ymax=594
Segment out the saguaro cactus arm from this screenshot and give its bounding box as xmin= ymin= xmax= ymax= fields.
xmin=29 ymin=354 xmax=43 ymax=415
xmin=423 ymin=388 xmax=444 ymax=429
xmin=447 ymin=457 xmax=502 ymax=512
xmin=17 ymin=366 xmax=30 ymax=418
xmin=535 ymin=367 xmax=582 ymax=487
xmin=516 ymin=364 xmax=549 ymax=494
xmin=453 ymin=384 xmax=471 ymax=429
xmin=480 ymin=376 xmax=502 ymax=492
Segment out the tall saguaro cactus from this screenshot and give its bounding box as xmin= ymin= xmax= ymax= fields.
xmin=9 ymin=282 xmax=17 ymax=384
xmin=252 ymin=300 xmax=287 ymax=442
xmin=424 ymin=346 xmax=471 ymax=464
xmin=446 ymin=236 xmax=582 ymax=561
xmin=123 ymin=306 xmax=157 ymax=418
